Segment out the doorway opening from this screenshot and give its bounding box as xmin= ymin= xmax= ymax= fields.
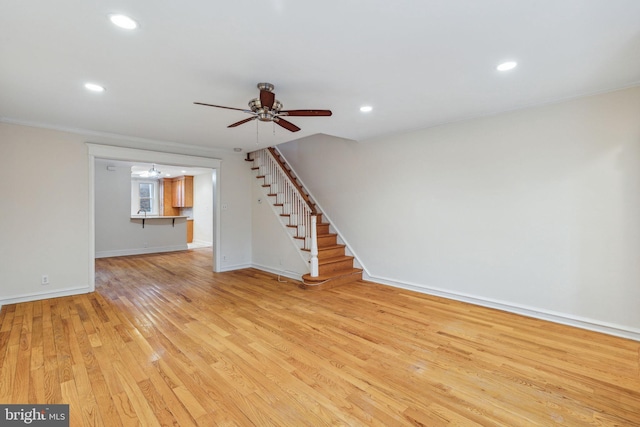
xmin=87 ymin=143 xmax=221 ymax=292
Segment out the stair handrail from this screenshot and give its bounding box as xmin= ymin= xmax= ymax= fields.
xmin=250 ymin=148 xmax=319 ymax=277
xmin=266 ymin=147 xmax=318 ymax=214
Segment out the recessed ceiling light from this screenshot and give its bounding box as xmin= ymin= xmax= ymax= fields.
xmin=84 ymin=83 xmax=105 ymax=92
xmin=109 ymin=14 xmax=138 ymax=30
xmin=497 ymin=61 xmax=517 ymax=71
xmin=181 ymin=170 xmax=187 ymax=173
xmin=360 ymin=106 xmax=373 ymax=113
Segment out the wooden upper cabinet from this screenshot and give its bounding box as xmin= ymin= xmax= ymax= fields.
xmin=171 ymin=176 xmax=193 ymax=208
xmin=162 ymin=179 xmax=180 ymax=216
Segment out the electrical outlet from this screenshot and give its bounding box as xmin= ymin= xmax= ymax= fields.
xmin=223 ymin=255 xmax=227 ymax=261
xmin=41 ymin=275 xmax=49 ymax=285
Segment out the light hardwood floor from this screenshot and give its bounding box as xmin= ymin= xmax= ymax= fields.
xmin=1 ymin=249 xmax=638 ymax=426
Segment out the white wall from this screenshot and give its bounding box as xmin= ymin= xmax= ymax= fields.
xmin=218 ymin=155 xmax=253 ymax=271
xmin=193 ymin=173 xmax=213 ymax=245
xmin=277 ymin=86 xmax=640 ymax=339
xmin=0 ymin=121 xmax=253 ymax=305
xmin=0 ymin=124 xmax=91 ymax=303
xmin=95 ymin=160 xmax=188 ymax=257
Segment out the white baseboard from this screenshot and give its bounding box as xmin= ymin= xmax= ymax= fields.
xmin=218 ymin=262 xmax=253 ymax=272
xmin=95 ymin=244 xmax=188 ymax=258
xmin=0 ymin=286 xmax=92 ymax=306
xmin=250 ymin=264 xmax=304 ymax=281
xmin=365 ymin=273 xmax=640 ymax=342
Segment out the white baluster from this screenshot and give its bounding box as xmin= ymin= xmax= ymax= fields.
xmin=310 ymin=215 xmax=318 ymax=277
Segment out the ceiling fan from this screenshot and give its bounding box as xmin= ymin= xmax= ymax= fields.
xmin=194 ymin=83 xmax=332 ymax=132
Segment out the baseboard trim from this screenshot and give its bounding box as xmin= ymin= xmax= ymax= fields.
xmin=96 ymin=245 xmax=188 ymax=258
xmin=250 ymin=264 xmax=304 ymax=282
xmin=365 ymin=273 xmax=640 ymax=342
xmin=218 ymin=262 xmax=253 ymax=272
xmin=0 ymin=286 xmax=92 ymax=306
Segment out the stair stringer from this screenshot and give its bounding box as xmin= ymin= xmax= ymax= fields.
xmin=272 ymin=146 xmax=369 ymax=277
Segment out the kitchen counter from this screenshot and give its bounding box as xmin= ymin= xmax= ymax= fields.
xmin=130 ymin=215 xmax=188 ymax=228
xmin=130 ymin=215 xmax=188 ymax=219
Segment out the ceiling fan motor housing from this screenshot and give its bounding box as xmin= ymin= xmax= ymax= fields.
xmin=257 ymin=82 xmax=275 ymax=92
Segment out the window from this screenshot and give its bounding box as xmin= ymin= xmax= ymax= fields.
xmin=131 ymin=179 xmax=158 ymax=215
xmin=138 ymin=182 xmax=154 ymax=213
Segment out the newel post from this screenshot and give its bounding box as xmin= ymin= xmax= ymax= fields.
xmin=310 ymin=215 xmax=319 ymax=277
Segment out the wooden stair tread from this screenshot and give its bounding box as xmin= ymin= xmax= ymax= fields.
xmin=301 ymin=268 xmax=363 ymax=290
xmin=302 ymin=244 xmax=345 ymax=252
xmin=318 ymin=255 xmax=354 ymax=265
xmin=303 ymin=268 xmax=362 ymax=281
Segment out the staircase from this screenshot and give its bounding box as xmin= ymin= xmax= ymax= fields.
xmin=246 ymin=147 xmax=362 ymax=290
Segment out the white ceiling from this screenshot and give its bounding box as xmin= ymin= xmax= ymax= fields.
xmin=1 ymin=1 xmax=639 ymax=152
xmin=130 ymin=163 xmax=212 ymax=178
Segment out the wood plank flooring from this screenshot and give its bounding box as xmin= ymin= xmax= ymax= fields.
xmin=1 ymin=249 xmax=639 ymax=426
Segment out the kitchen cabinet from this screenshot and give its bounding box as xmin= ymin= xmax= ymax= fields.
xmin=187 ymin=219 xmax=194 ymax=243
xmin=162 ymin=178 xmax=180 ymax=216
xmin=172 ymin=176 xmax=193 ymax=208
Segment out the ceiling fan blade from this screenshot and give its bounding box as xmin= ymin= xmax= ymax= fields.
xmin=274 ymin=118 xmax=301 ymax=132
xmin=194 ymin=102 xmax=250 ymax=113
xmin=260 ymin=89 xmax=275 ymax=109
xmin=280 ymin=110 xmax=332 ymax=117
xmin=228 ymin=116 xmax=257 ymax=128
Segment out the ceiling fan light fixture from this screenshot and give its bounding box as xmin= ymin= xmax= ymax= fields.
xmin=109 ymin=14 xmax=138 ymax=30
xmin=257 ymin=112 xmax=273 ymax=122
